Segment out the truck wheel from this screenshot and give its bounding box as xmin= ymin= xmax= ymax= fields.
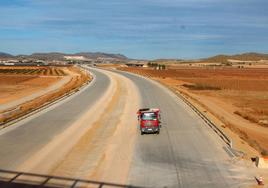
xmin=141 ymin=131 xmax=144 ymax=135
xmin=156 ymin=130 xmax=160 ymax=134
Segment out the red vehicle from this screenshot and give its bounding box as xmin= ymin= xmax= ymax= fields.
xmin=137 ymin=108 xmax=161 ymax=135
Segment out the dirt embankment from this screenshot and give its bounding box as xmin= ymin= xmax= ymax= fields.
xmin=118 ymin=67 xmax=268 ymax=158
xmin=0 ymin=66 xmax=91 ymax=125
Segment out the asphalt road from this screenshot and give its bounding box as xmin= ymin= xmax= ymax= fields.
xmin=0 ymin=69 xmax=110 ymax=170
xmin=0 ymin=68 xmax=251 ymax=188
xmin=115 ymin=70 xmax=249 ymax=188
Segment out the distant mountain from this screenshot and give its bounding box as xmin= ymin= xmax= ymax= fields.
xmin=153 ymin=58 xmax=184 ymax=62
xmin=74 ymin=52 xmax=128 ymax=60
xmin=0 ymin=51 xmax=128 ymax=61
xmin=204 ymin=52 xmax=268 ymax=63
xmin=230 ymin=52 xmax=268 ymax=61
xmin=0 ymin=52 xmax=13 ymax=59
xmin=26 ymin=52 xmax=66 ymax=61
xmin=1 ymin=52 xmax=67 ymax=61
xmin=2 ymin=51 xmax=267 ymax=63
xmin=21 ymin=52 xmax=128 ymax=61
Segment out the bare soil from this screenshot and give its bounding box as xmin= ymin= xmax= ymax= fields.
xmin=0 ymin=66 xmax=91 ymax=124
xmin=0 ymin=75 xmax=61 ymax=105
xmin=118 ymin=67 xmax=268 ymax=158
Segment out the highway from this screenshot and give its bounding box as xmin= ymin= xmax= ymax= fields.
xmin=0 ymin=69 xmax=110 ymax=169
xmin=0 ymin=67 xmax=252 ymax=188
xmin=117 ymin=70 xmax=250 ymax=188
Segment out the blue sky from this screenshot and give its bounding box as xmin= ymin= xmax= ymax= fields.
xmin=0 ymin=0 xmax=268 ymax=59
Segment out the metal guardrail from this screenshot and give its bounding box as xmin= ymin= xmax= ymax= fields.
xmin=0 ymin=67 xmax=92 ymax=129
xmin=175 ymin=91 xmax=233 ymax=148
xmin=115 ymin=69 xmax=233 ymax=149
xmin=0 ymin=169 xmax=143 ymax=188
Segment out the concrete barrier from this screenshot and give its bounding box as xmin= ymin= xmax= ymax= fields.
xmin=256 ymin=157 xmax=268 ymax=168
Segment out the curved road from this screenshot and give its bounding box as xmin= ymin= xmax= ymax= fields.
xmin=0 ymin=67 xmax=252 ymax=188
xmin=0 ymin=69 xmax=110 ymax=169
xmin=116 ymin=70 xmax=250 ymax=188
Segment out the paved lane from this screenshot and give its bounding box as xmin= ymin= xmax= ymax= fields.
xmin=0 ymin=69 xmax=110 ymax=170
xmin=115 ymin=71 xmax=247 ymax=188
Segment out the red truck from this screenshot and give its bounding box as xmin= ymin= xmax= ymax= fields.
xmin=137 ymin=108 xmax=161 ymax=135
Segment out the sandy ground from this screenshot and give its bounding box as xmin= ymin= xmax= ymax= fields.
xmin=16 ymin=68 xmax=140 ymax=185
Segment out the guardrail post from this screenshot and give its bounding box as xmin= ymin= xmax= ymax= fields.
xmin=229 ymin=140 xmax=233 ymax=148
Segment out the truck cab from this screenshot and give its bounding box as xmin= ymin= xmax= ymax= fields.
xmin=137 ymin=108 xmax=161 ymax=135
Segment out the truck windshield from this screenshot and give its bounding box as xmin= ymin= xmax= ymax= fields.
xmin=141 ymin=112 xmax=157 ymax=120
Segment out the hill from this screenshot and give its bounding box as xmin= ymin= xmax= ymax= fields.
xmin=204 ymin=53 xmax=268 ymax=63
xmin=0 ymin=52 xmax=13 ymax=59
xmin=75 ymin=52 xmax=127 ymax=60
xmin=26 ymin=52 xmax=128 ymax=61
xmin=26 ymin=52 xmax=66 ymax=61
